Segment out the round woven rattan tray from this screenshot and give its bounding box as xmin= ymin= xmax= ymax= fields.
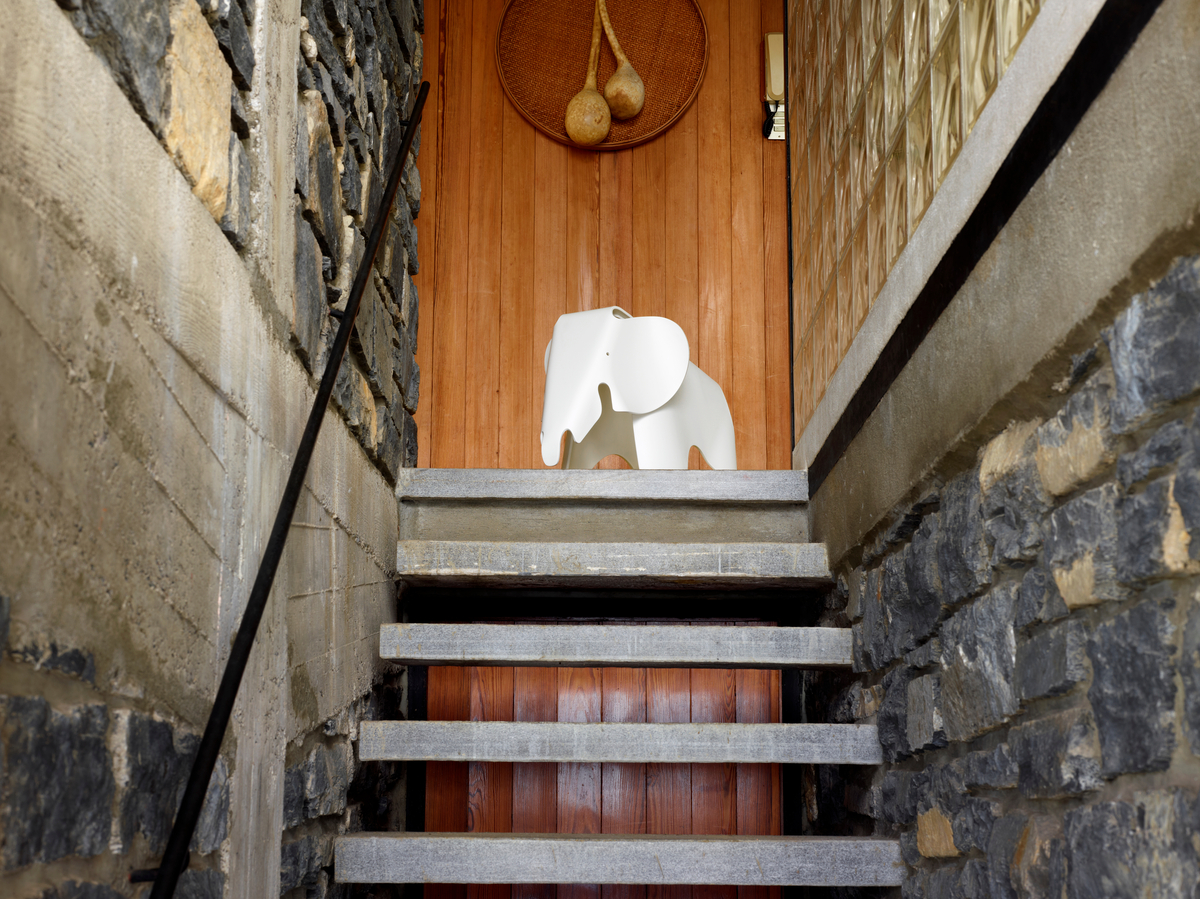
xmin=496 ymin=0 xmax=709 ymax=151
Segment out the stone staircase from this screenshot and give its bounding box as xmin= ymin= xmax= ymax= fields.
xmin=334 ymin=470 xmax=902 ymax=889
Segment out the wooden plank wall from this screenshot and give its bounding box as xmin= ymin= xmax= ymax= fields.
xmin=427 ymin=664 xmax=783 ymax=897
xmin=413 ymin=0 xmax=792 ymax=471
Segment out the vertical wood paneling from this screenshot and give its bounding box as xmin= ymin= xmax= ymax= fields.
xmin=417 ymin=0 xmax=791 ymax=470
xmin=761 ymin=0 xmax=792 ymax=472
xmin=646 ymin=668 xmax=691 ymax=899
xmin=769 ymin=668 xmax=781 ymax=899
xmin=691 ymin=668 xmax=737 ymax=899
xmin=513 ymin=667 xmax=558 ymax=899
xmin=469 ymin=667 xmax=514 ymax=899
xmin=413 ymin=0 xmax=441 ymax=468
xmin=427 ymin=629 xmax=780 ymax=892
xmin=631 ymin=139 xmax=667 ymax=320
xmin=734 ymin=669 xmax=777 ymax=899
xmin=463 ymin=0 xmax=506 ymax=468
xmin=429 ymin=0 xmax=474 ymax=467
xmin=558 ymin=668 xmax=602 ymax=899
xmin=427 ymin=665 xmax=470 ymax=899
xmin=499 ymin=103 xmax=537 ymax=469
xmin=598 ymin=151 xmax=635 ymax=312
xmin=568 ymin=151 xmax=601 ymax=313
xmin=533 ymin=134 xmax=569 ymax=465
xmin=601 ymin=668 xmax=647 ymax=899
xmin=695 ymin=0 xmax=735 ymax=443
xmin=728 ymin=0 xmax=768 ymax=472
xmin=664 ymin=105 xmax=700 ymax=365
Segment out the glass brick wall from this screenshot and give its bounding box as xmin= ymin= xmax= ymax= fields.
xmin=788 ymin=0 xmax=1041 ymax=437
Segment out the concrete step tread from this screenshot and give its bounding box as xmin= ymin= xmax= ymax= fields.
xmin=359 ymin=721 xmax=882 ymax=765
xmin=334 ymin=833 xmax=903 ymax=886
xmin=395 ymin=540 xmax=831 ymax=589
xmin=380 ymin=623 xmax=852 ymax=668
xmin=396 ymin=469 xmax=809 ymax=503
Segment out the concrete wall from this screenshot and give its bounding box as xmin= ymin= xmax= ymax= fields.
xmin=809 ymin=0 xmax=1200 ymax=564
xmin=803 ymin=2 xmax=1200 ymax=896
xmin=0 ymin=0 xmax=423 ymax=894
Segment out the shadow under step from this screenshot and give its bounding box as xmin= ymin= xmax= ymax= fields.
xmin=395 ymin=540 xmax=831 ymax=589
xmin=381 ymin=623 xmax=852 ymax=667
xmin=335 ymin=833 xmax=904 ymax=887
xmin=359 ymin=721 xmax=882 ymax=764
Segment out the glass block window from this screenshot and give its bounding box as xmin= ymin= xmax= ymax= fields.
xmin=788 ymin=0 xmax=1040 ymax=436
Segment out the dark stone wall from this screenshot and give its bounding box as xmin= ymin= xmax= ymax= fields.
xmin=57 ymin=0 xmax=423 ymax=484
xmin=294 ymin=0 xmax=423 ymax=484
xmin=0 ymin=621 xmax=404 ymax=899
xmin=816 ymin=254 xmax=1200 ymax=898
xmin=278 ymin=681 xmax=405 ymax=899
xmin=0 ymin=654 xmax=231 ymax=892
xmin=2 ymin=0 xmax=423 ymax=895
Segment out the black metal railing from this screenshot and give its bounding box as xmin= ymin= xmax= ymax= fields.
xmin=137 ymin=80 xmax=430 ymax=899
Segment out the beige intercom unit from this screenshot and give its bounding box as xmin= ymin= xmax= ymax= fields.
xmin=764 ymin=32 xmax=785 ymax=140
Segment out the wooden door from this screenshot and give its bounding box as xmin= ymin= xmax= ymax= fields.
xmin=424 ymin=664 xmax=782 ymax=897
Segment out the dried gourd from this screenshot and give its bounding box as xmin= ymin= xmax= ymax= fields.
xmin=597 ymin=0 xmax=644 ymax=120
xmin=565 ymin=0 xmax=611 ymax=146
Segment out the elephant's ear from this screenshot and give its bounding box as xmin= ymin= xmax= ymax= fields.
xmin=606 ymin=314 xmax=690 ymax=414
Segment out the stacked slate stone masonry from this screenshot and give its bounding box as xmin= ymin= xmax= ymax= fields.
xmin=0 ymin=593 xmax=231 ymax=896
xmin=6 ymin=0 xmax=425 ymax=895
xmin=278 ymin=682 xmax=405 ymax=899
xmin=292 ymin=0 xmax=423 ymax=483
xmin=0 ymin=589 xmax=404 ymax=899
xmin=61 ymin=0 xmax=254 ymax=247
xmin=57 ymin=0 xmax=422 ymax=485
xmin=810 ymin=254 xmax=1200 ymax=898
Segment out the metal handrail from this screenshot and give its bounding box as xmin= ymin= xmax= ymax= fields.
xmin=140 ymin=81 xmax=431 ymax=899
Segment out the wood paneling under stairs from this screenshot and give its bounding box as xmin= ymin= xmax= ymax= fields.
xmin=413 ymin=0 xmax=792 ymax=471
xmin=426 ymin=664 xmax=782 ymax=895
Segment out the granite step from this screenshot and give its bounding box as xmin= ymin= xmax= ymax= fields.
xmin=358 ymin=721 xmax=883 ymax=765
xmin=335 ymin=833 xmax=904 ymax=887
xmin=394 ymin=540 xmax=831 ymax=589
xmin=380 ymin=622 xmax=852 ymax=668
xmin=397 ymin=469 xmax=811 ymax=544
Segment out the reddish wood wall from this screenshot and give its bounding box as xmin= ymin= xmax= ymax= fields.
xmin=413 ymin=0 xmax=792 ymax=470
xmin=426 ymin=664 xmax=783 ymax=896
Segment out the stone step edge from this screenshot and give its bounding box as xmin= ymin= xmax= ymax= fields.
xmin=380 ymin=623 xmax=852 ymax=668
xmin=395 ymin=540 xmax=832 ymax=582
xmin=358 ymin=721 xmax=883 ymax=765
xmin=396 ymin=469 xmax=809 ymax=503
xmin=334 ymin=833 xmax=903 ymax=887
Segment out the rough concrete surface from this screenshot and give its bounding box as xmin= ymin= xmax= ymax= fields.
xmin=400 ymin=500 xmax=810 ymax=544
xmin=810 ymin=0 xmax=1200 ymax=564
xmin=794 ymin=0 xmax=1106 ymax=473
xmin=395 ymin=540 xmax=832 ymax=588
xmin=359 ymin=721 xmax=884 ymax=764
xmin=396 ymin=468 xmax=810 ymax=502
xmin=335 ymin=833 xmax=905 ymax=886
xmin=380 ymin=623 xmax=853 ymax=668
xmin=0 ymin=0 xmax=398 ymax=891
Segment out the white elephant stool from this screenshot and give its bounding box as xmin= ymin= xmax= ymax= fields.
xmin=540 ymin=306 xmax=737 ymax=470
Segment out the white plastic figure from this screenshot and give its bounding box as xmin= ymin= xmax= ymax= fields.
xmin=539 ymin=306 xmax=737 ymax=470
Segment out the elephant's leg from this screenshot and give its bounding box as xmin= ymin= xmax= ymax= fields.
xmin=631 ymin=363 xmax=736 ymax=470
xmin=564 ymin=384 xmax=639 ymax=469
